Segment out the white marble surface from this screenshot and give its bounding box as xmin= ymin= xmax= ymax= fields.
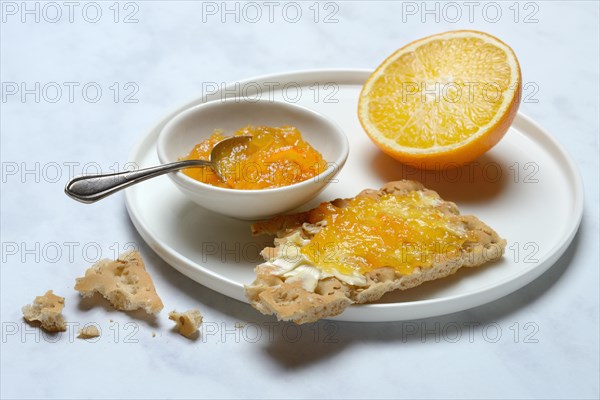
xmin=1 ymin=1 xmax=598 ymax=399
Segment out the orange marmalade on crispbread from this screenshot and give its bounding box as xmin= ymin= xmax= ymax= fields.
xmin=182 ymin=126 xmax=327 ymax=190
xmin=299 ymin=191 xmax=476 ymax=276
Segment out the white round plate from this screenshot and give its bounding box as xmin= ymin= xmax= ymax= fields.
xmin=125 ymin=69 xmax=583 ymax=322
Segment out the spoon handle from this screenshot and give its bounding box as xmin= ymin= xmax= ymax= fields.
xmin=64 ymin=160 xmax=211 ymax=203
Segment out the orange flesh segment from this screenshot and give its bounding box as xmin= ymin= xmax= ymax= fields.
xmin=182 ymin=126 xmax=327 ymax=190
xmin=368 ymin=37 xmax=512 ymax=149
xmin=300 ymin=192 xmax=474 ymax=276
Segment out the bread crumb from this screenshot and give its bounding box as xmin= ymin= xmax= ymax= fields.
xmin=152 ymin=332 xmax=156 ymax=338
xmin=74 ymin=250 xmax=163 ymax=314
xmin=78 ymin=325 xmax=100 ymax=339
xmin=235 ymin=322 xmax=245 ymax=329
xmin=169 ymin=309 xmax=203 ymax=338
xmin=22 ymin=290 xmax=66 ymax=332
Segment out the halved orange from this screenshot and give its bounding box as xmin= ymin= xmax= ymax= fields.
xmin=358 ymin=30 xmax=521 ymax=170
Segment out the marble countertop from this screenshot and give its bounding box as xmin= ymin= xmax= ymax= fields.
xmin=1 ymin=1 xmax=598 ymax=399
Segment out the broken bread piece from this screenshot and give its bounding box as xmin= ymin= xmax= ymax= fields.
xmin=74 ymin=250 xmax=163 ymax=314
xmin=245 ymin=180 xmax=506 ymax=324
xmin=22 ymin=290 xmax=67 ymax=332
xmin=169 ymin=309 xmax=203 ymax=338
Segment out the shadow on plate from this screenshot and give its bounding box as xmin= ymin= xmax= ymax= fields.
xmin=370 ymin=151 xmax=508 ymax=204
xmin=169 ymin=201 xmax=272 ymax=269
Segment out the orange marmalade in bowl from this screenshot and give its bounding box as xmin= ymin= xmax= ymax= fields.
xmin=181 ymin=126 xmax=327 ymax=190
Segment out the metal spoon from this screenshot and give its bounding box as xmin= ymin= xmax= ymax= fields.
xmin=65 ymin=136 xmax=252 ymax=204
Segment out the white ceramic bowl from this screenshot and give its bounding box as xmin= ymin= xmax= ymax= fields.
xmin=157 ymin=98 xmax=349 ymax=220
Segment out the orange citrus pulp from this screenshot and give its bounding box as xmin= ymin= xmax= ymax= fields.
xmin=358 ymin=30 xmax=522 ymax=169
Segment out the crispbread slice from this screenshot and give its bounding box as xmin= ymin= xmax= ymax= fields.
xmin=245 ymin=180 xmax=506 ymax=324
xmin=22 ymin=290 xmax=67 ymax=332
xmin=74 ymin=250 xmax=163 ymax=314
